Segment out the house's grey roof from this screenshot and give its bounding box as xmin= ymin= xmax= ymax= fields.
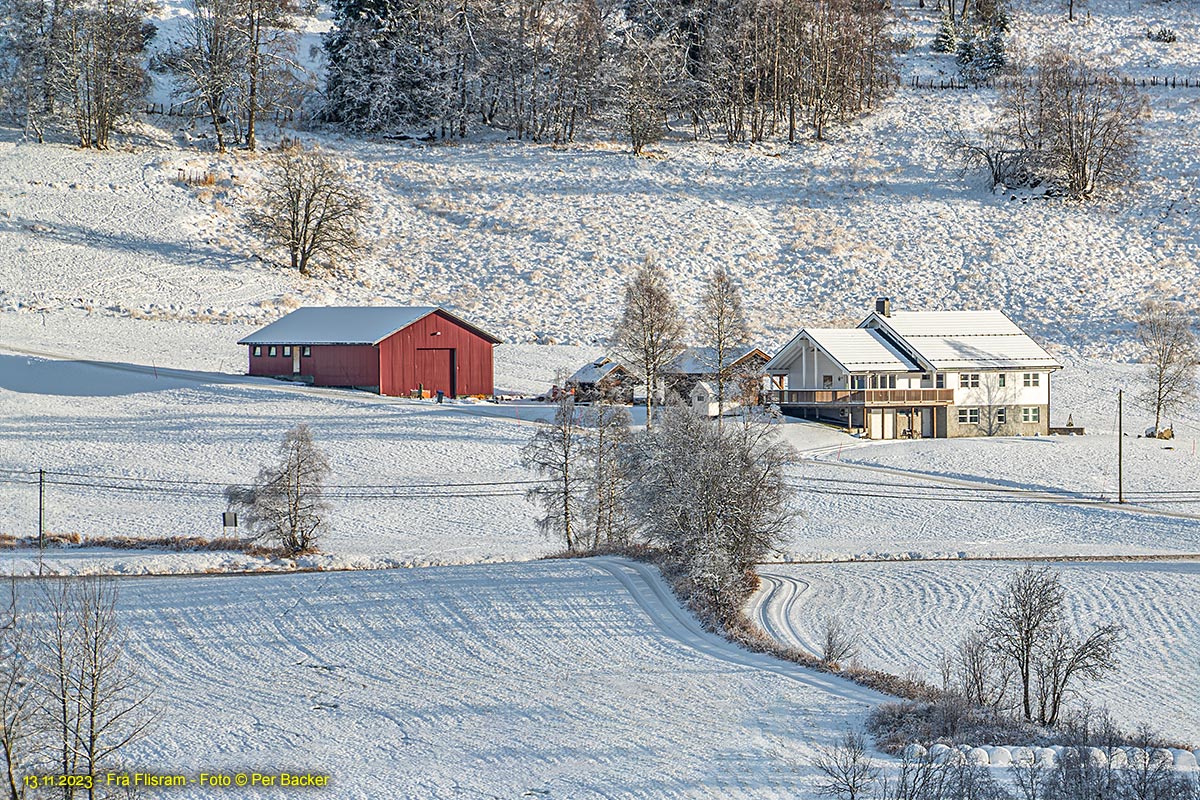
xmin=668 ymin=346 xmax=769 ymax=375
xmin=766 ymin=328 xmax=921 ymax=374
xmin=866 ymin=310 xmax=1061 ymax=370
xmin=568 ymin=357 xmax=625 ymax=385
xmin=237 ymin=306 xmax=500 ymax=346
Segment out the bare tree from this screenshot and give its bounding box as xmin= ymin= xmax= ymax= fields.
xmin=955 ymin=627 xmax=1011 ymax=711
xmin=818 ymin=614 xmax=861 ymax=668
xmin=521 ymin=390 xmax=586 ymax=552
xmin=982 ymin=566 xmax=1123 ymax=725
xmin=50 ymin=0 xmax=159 ymax=148
xmin=0 ymin=580 xmax=35 ymax=800
xmin=1003 ymin=49 xmax=1146 ymax=198
xmin=247 ymin=143 xmax=369 ymax=275
xmin=811 ymin=730 xmax=879 ymax=800
xmin=238 ymin=0 xmax=306 ymax=150
xmin=612 ymin=258 xmax=685 ymax=429
xmin=36 ymin=578 xmax=152 ymax=800
xmin=697 ymin=266 xmax=751 ymax=421
xmin=1135 ymin=300 xmax=1198 ymax=434
xmin=225 ymin=423 xmax=331 ymax=554
xmin=167 ymin=0 xmax=247 ymax=152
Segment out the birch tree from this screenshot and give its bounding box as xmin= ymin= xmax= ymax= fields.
xmin=521 ymin=391 xmax=587 ymax=551
xmin=225 ymin=423 xmax=332 ymax=554
xmin=579 ymin=403 xmax=631 ymax=549
xmin=697 ymin=266 xmax=750 ymax=421
xmin=1136 ymin=299 xmax=1198 ymax=434
xmin=612 ymin=259 xmax=685 ymax=428
xmin=0 ymin=581 xmax=35 ymax=800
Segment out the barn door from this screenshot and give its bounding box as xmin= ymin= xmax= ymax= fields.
xmin=292 ymin=348 xmax=301 ymax=375
xmin=415 ymin=348 xmax=456 ymax=397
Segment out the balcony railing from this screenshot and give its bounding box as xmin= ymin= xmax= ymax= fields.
xmin=765 ymin=389 xmax=954 ymax=406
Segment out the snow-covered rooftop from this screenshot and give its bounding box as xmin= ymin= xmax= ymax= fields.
xmin=237 ymin=307 xmax=499 ymax=346
xmin=767 ymin=328 xmax=921 ymax=373
xmin=867 ymin=310 xmax=1062 ymax=370
xmin=668 ymin=346 xmax=768 ymax=375
xmin=568 ymin=357 xmax=624 ymax=385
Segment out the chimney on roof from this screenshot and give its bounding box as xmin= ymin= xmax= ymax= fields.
xmin=876 ymin=297 xmax=892 ymax=317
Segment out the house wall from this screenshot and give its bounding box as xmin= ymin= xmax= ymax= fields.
xmin=249 ymin=344 xmax=380 ymax=388
xmin=377 ymin=310 xmax=495 ymax=397
xmin=781 ymin=342 xmax=848 ymax=389
xmin=946 ymin=370 xmax=1051 ymax=437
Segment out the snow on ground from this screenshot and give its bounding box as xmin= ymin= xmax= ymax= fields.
xmin=74 ymin=558 xmax=882 ymax=798
xmin=751 ymin=560 xmax=1200 ymax=745
xmin=3 ymin=346 xmax=1200 ymax=574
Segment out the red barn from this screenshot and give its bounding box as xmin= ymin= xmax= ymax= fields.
xmin=237 ymin=306 xmax=501 ymax=397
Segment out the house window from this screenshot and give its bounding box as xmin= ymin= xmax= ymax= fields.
xmin=302 ymin=346 xmax=312 ymax=357
xmin=1023 ymin=373 xmax=1040 ymax=387
xmin=268 ymin=346 xmax=277 ymax=357
xmin=960 ymin=373 xmax=980 ymax=388
xmin=283 ymin=346 xmax=292 ymax=357
xmin=852 ymin=375 xmax=866 ymax=389
xmin=253 ymin=346 xmax=262 ymax=357
xmin=998 ymin=374 xmax=1006 ymax=388
xmin=1022 ymin=407 xmax=1041 ymax=423
xmin=936 ymin=374 xmax=945 ymax=389
xmin=957 ymin=408 xmax=980 ymax=424
xmin=823 ymin=375 xmax=833 ymax=389
xmin=996 ymin=407 xmax=1007 ymax=424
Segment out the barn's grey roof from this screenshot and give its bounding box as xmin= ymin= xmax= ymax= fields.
xmin=865 ymin=310 xmax=1061 ymax=370
xmin=766 ymin=328 xmax=921 ymax=374
xmin=237 ymin=306 xmax=501 ymax=346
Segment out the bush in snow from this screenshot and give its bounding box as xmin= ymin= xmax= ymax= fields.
xmin=957 ymin=28 xmax=1007 ymax=83
xmin=622 ymin=404 xmax=794 ymax=618
xmin=934 ymin=12 xmax=959 ymax=53
xmin=1146 ymin=26 xmax=1177 ymax=44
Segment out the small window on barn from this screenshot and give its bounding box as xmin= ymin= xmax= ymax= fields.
xmin=253 ymin=346 xmax=261 ymax=357
xmin=268 ymin=346 xmax=277 ymax=357
xmin=283 ymin=346 xmax=292 ymax=357
xmin=302 ymin=346 xmax=311 ymax=357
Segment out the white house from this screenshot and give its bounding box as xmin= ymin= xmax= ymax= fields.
xmin=763 ymin=298 xmax=1062 ymax=439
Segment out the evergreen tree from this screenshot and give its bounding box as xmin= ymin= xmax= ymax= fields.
xmin=933 ymin=10 xmax=957 ymax=53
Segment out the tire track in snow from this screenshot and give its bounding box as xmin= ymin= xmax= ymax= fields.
xmin=587 ymin=557 xmax=887 ymax=709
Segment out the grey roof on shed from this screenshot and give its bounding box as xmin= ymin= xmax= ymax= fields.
xmin=237 ymin=306 xmax=501 ymax=346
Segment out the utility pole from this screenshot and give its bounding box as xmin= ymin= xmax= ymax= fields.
xmin=1117 ymin=390 xmax=1124 ymax=504
xmin=38 ymin=468 xmax=45 ymax=575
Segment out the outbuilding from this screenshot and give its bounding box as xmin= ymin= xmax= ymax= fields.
xmin=238 ymin=306 xmax=501 ymax=397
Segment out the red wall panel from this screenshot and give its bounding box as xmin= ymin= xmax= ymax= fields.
xmin=248 ymin=345 xmax=379 ymax=388
xmin=378 ymin=311 xmax=495 ymax=397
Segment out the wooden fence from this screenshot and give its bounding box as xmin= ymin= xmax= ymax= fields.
xmin=909 ymin=73 xmax=1200 ymax=90
xmin=141 ymin=101 xmax=303 ymax=123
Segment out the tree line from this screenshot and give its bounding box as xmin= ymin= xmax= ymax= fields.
xmin=323 ymin=0 xmax=899 ymax=148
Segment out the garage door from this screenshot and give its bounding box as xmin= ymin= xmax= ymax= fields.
xmin=415 ymin=348 xmax=455 ymax=397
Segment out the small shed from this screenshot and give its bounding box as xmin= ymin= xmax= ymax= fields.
xmin=237 ymin=306 xmax=501 ymax=397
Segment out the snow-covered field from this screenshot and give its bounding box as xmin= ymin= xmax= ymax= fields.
xmin=87 ymin=558 xmax=882 ymax=798
xmin=751 ymin=560 xmax=1200 ymax=745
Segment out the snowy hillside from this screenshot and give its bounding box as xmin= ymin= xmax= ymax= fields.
xmin=1 ymin=0 xmax=1199 ymax=354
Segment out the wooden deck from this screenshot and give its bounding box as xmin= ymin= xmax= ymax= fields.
xmin=765 ymin=389 xmax=954 ymax=407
